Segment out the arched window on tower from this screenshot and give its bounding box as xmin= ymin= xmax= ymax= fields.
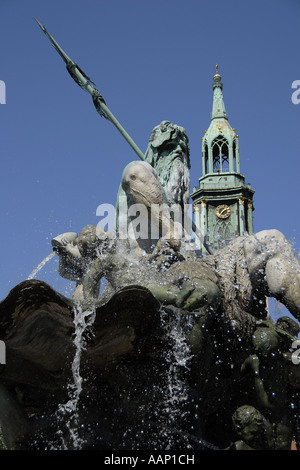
xmin=212 ymin=135 xmax=229 ymax=173
xmin=233 ymin=138 xmax=237 ymax=172
xmin=213 ymin=219 xmax=232 ymax=249
xmin=204 ymin=142 xmax=208 ymax=174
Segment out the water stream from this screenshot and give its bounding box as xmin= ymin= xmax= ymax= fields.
xmin=157 ymin=308 xmax=194 ymax=448
xmin=56 ymin=302 xmax=96 ymax=450
xmin=26 ymin=250 xmax=204 ymax=449
xmin=27 ymin=252 xmax=55 ymax=280
xmin=28 ymin=252 xmax=97 ymax=449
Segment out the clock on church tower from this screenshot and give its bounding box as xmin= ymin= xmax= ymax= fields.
xmin=191 ymin=66 xmax=255 ymax=253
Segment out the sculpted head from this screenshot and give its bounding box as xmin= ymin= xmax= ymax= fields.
xmin=232 ymin=405 xmax=265 ymax=447
xmin=144 ymin=121 xmax=191 ymax=206
xmin=77 ymin=225 xmax=116 ymax=258
xmin=145 ymin=120 xmax=190 ymax=169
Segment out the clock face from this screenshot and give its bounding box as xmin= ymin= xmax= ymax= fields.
xmin=216 ymin=204 xmax=231 ymax=219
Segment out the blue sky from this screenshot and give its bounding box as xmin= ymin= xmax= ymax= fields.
xmin=0 ymin=0 xmax=299 ymax=320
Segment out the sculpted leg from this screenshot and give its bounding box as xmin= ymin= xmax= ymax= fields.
xmin=245 ymin=229 xmax=300 ymax=321
xmin=121 ymin=161 xmax=181 ymax=251
xmin=82 ymin=258 xmax=102 ymax=303
xmin=122 ymin=161 xmax=166 ymax=207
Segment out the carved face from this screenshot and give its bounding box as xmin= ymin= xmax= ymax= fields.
xmin=232 ymin=406 xmax=265 ymax=447
xmin=145 ymin=120 xmax=190 ymax=168
xmin=144 ymin=121 xmax=191 ymax=206
xmin=77 ymin=225 xmax=116 ymax=257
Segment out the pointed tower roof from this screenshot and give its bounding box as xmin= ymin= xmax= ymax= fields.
xmin=200 ymin=66 xmax=242 ymax=177
xmin=191 ymin=67 xmax=255 ymax=253
xmin=204 ymin=65 xmax=237 ymax=152
xmin=211 ymin=64 xmax=228 ymax=121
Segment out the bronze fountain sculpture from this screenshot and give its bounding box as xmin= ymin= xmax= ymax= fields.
xmin=0 ymin=20 xmax=299 ymax=451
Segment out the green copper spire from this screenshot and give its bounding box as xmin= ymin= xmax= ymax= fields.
xmin=191 ymin=67 xmax=255 ymax=253
xmin=201 ymin=65 xmax=240 ymax=175
xmin=211 ymin=65 xmax=228 ymax=121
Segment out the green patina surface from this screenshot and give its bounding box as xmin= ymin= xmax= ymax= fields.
xmin=191 ymin=66 xmax=255 ymax=252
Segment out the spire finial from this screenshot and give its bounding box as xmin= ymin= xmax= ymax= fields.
xmin=214 ymin=64 xmax=221 ymax=83
xmin=211 ymin=64 xmax=227 ymax=120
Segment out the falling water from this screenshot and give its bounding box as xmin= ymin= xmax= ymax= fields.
xmin=27 ymin=252 xmax=55 ymax=280
xmin=27 ymin=251 xmax=97 ymax=449
xmin=55 ymin=302 xmax=96 ymax=450
xmin=158 ymin=308 xmax=194 ymax=448
xmin=153 ymin=309 xmax=220 ymax=450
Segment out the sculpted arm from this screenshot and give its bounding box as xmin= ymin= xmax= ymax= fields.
xmin=82 ymin=258 xmax=105 ymax=302
xmin=244 ymin=229 xmax=300 ymax=322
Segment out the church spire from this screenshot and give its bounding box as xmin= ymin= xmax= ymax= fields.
xmin=201 ymin=66 xmax=239 ymax=175
xmin=211 ymin=64 xmax=228 ymax=121
xmin=190 ymin=67 xmax=255 ymax=253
